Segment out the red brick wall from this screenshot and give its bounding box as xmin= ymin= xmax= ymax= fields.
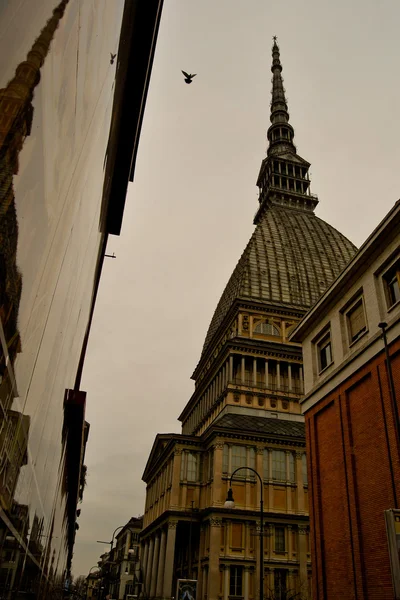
xmin=305 ymin=337 xmax=400 ymax=600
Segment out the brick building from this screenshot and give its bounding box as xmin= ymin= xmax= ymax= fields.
xmin=292 ymin=200 xmax=400 ymax=599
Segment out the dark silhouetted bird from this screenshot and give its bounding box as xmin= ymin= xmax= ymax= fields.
xmin=182 ymin=70 xmax=196 ymax=84
xmin=110 ymin=53 xmax=117 ymax=65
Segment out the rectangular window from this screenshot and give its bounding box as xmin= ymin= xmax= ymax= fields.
xmin=272 ymin=450 xmax=286 ymax=481
xmin=302 ymin=454 xmax=308 ymax=485
xmin=346 ymin=298 xmax=366 ymax=343
xmin=187 ymin=452 xmax=198 ymax=482
xmin=289 ymin=453 xmax=295 ymax=483
xmin=275 ymin=527 xmax=286 ymax=553
xmin=263 ymin=449 xmax=269 ymax=480
xmin=383 ymin=260 xmax=400 ymax=308
xmin=229 ymin=566 xmax=243 ymax=596
xmin=274 ymin=569 xmax=287 ymax=600
xmin=317 ymin=332 xmax=333 ymax=372
xmin=231 ymin=445 xmax=247 ymax=475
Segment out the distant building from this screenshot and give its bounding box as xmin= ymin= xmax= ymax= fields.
xmin=86 ymin=572 xmax=100 ymax=600
xmin=111 ymin=517 xmax=143 ymax=600
xmin=292 ymin=201 xmax=400 ymax=599
xmin=140 ymin=40 xmax=356 ymax=600
xmin=0 ymin=0 xmax=163 ymax=597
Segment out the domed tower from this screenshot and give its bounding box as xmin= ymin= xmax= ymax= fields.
xmin=179 ymin=39 xmax=356 ymax=436
xmin=141 ymin=40 xmax=357 ymax=600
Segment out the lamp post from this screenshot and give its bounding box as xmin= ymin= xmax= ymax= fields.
xmin=224 ymin=467 xmax=264 ymax=600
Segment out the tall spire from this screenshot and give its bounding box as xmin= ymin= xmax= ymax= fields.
xmin=267 ymin=37 xmax=296 ymax=156
xmin=254 ymin=38 xmax=317 ymax=224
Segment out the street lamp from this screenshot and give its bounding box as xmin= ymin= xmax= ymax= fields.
xmin=97 ymin=525 xmax=126 ymax=552
xmin=224 ymin=467 xmax=264 ymax=600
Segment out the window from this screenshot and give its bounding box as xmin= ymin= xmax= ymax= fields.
xmin=223 ymin=445 xmax=256 ymax=478
xmin=275 ymin=527 xmax=285 ymax=553
xmin=302 ymin=454 xmax=308 ymax=485
xmin=384 ymin=260 xmax=400 ymax=308
xmin=232 ymin=446 xmax=247 ymax=474
xmin=272 ymin=450 xmax=286 ymax=481
xmin=254 ymin=320 xmax=280 ymax=336
xmin=229 ymin=566 xmax=243 ymax=596
xmin=346 ymin=298 xmax=366 ymax=343
xmin=187 ymin=453 xmax=198 ymax=482
xmin=289 ymin=453 xmax=295 ymax=483
xmin=181 ymin=451 xmax=199 ymax=482
xmin=274 ymin=570 xmax=287 ymax=600
xmin=317 ymin=332 xmax=333 ymax=372
xmin=263 ymin=449 xmax=269 ymax=480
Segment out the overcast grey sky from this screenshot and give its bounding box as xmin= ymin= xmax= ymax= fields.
xmin=73 ymin=0 xmax=400 ymax=575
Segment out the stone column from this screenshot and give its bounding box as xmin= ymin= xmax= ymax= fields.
xmin=150 ymin=533 xmax=160 ymax=597
xmin=287 ymin=525 xmax=293 ymax=562
xmin=298 ymin=527 xmax=308 ymax=588
xmin=244 ymin=566 xmax=250 ymax=600
xmin=142 ymin=540 xmax=149 ymax=590
xmin=268 ymin=567 xmax=274 ymax=592
xmin=223 ymin=565 xmax=230 ymax=600
xmin=145 ymin=536 xmax=154 ymax=596
xmin=212 ymin=442 xmax=224 ymax=506
xmin=208 ymin=519 xmax=222 ymax=600
xmin=288 ymin=569 xmax=296 ymax=594
xmin=256 ymin=447 xmax=264 ymax=508
xmin=244 ymin=521 xmax=251 ymax=559
xmin=170 ymin=449 xmax=182 ymax=508
xmin=295 ymin=452 xmax=305 ymax=513
xmin=268 ymin=524 xmax=274 ymax=557
xmin=163 ymin=521 xmax=178 ymax=599
xmin=224 ymin=521 xmax=230 ymax=555
xmin=229 ymin=355 xmax=233 ymax=381
xmin=288 ymin=363 xmax=292 ymax=392
xmin=265 ymin=360 xmax=269 ymax=388
xmin=253 ymin=358 xmax=257 ymax=386
xmin=268 ymin=450 xmax=273 ymax=509
xmin=276 ymin=361 xmax=281 ymax=390
xmin=286 ymin=451 xmax=292 ymax=513
xmin=299 ymin=366 xmax=304 ymax=393
xmin=202 ymin=567 xmax=208 ymax=600
xmin=156 ymin=528 xmax=167 ymax=597
xmin=241 ymin=357 xmax=246 ymax=384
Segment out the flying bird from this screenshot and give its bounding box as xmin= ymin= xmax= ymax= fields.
xmin=110 ymin=53 xmax=117 ymax=65
xmin=182 ymin=70 xmax=197 ymax=84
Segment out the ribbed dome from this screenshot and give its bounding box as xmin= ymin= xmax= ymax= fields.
xmin=202 ymin=204 xmax=357 ymax=355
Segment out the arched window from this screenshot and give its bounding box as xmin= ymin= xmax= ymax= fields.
xmin=254 ymin=320 xmax=280 ymax=336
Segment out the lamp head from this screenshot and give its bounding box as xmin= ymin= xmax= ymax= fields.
xmin=224 ymin=487 xmax=235 ymax=509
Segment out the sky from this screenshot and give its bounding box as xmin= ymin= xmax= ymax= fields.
xmin=72 ymin=0 xmax=400 ymax=575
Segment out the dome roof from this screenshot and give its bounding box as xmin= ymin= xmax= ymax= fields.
xmin=202 ymin=204 xmax=357 ymax=356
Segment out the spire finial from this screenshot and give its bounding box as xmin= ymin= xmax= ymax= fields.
xmin=267 ymin=38 xmax=296 ymax=156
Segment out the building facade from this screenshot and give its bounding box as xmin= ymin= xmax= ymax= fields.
xmin=141 ymin=40 xmax=357 ymax=600
xmin=292 ymin=201 xmax=400 ymax=599
xmin=111 ymin=517 xmax=143 ymax=600
xmin=0 ymin=0 xmax=163 ymax=597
